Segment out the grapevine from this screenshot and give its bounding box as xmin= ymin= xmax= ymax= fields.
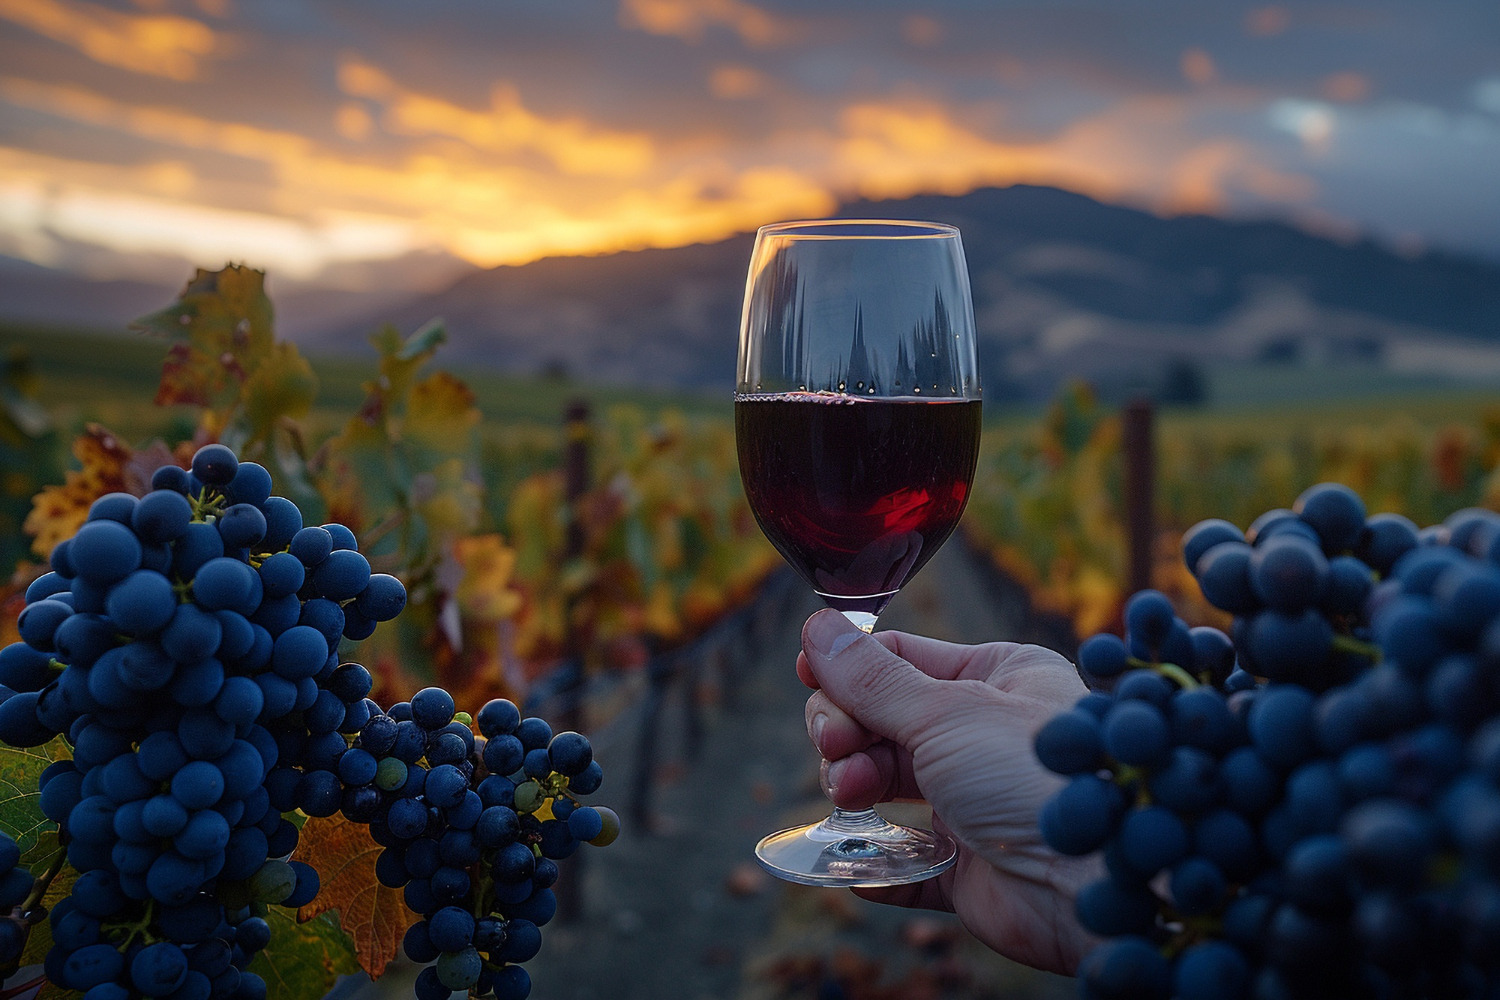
xmin=0 ymin=441 xmax=617 ymax=999
xmin=1039 ymin=481 xmax=1500 ymax=999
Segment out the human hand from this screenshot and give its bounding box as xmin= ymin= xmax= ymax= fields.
xmin=797 ymin=608 xmax=1098 ymax=976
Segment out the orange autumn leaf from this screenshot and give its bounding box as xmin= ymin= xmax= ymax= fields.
xmin=295 ymin=812 xmax=416 ymax=979
xmin=23 ymin=424 xmax=133 ymax=558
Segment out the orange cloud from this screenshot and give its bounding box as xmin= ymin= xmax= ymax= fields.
xmin=0 ymin=65 xmax=1321 ymax=284
xmin=832 ymin=95 xmax=1315 ymax=226
xmin=1245 ymin=6 xmax=1289 ymax=38
xmin=902 ymin=15 xmax=944 ymax=49
xmin=1322 ymin=71 xmax=1371 ymax=103
xmin=1181 ymin=48 xmax=1218 ymax=87
xmin=0 ymin=0 xmax=216 ymax=81
xmin=709 ymin=64 xmax=766 ymax=100
xmin=618 ymin=0 xmax=795 ymax=47
xmin=0 ymin=73 xmax=828 ymax=272
xmin=337 ymin=60 xmax=654 ymax=177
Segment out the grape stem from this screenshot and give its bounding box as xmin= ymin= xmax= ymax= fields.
xmin=1155 ymin=662 xmax=1199 ymax=690
xmin=0 ymin=973 xmax=45 ymax=998
xmin=20 ymin=851 xmax=66 ymax=923
xmin=103 ymin=899 xmax=157 ymax=951
xmin=1331 ymin=633 xmax=1381 ymax=661
xmin=1124 ymin=657 xmax=1199 ymax=691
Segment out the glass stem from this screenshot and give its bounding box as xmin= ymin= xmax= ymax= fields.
xmin=824 ymin=611 xmax=883 ymax=837
xmin=823 ymin=807 xmax=890 ymax=835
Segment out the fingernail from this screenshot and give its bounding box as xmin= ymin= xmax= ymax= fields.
xmin=811 ymin=712 xmax=826 ymax=747
xmin=826 ymin=758 xmax=848 ymax=792
xmin=807 ymin=610 xmax=861 ymax=659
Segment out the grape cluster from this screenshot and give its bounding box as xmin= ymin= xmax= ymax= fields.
xmin=1039 ymin=483 xmax=1500 ymax=999
xmin=0 ymin=442 xmax=405 ymax=998
xmin=355 ymin=690 xmax=616 ymax=1000
xmin=0 ymin=831 xmax=35 ymax=968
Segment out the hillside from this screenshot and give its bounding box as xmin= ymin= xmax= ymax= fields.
xmin=321 ymin=186 xmax=1500 ymax=398
xmin=7 ymin=185 xmax=1500 ymax=401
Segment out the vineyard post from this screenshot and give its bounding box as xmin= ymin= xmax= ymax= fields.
xmin=557 ymin=397 xmax=591 ymax=921
xmin=1123 ymin=397 xmax=1155 ymax=595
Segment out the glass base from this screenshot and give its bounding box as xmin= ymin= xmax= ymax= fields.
xmin=754 ymin=808 xmax=957 ymax=887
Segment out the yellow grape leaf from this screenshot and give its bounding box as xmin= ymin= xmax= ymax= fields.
xmin=505 ymin=474 xmax=567 ymax=581
xmin=404 ymin=371 xmax=479 ymax=457
xmin=319 ymin=409 xmax=395 ymax=536
xmin=133 ymin=265 xmax=275 ymax=410
xmin=412 ymin=458 xmax=482 ymax=541
xmin=23 ymin=424 xmax=132 ymax=558
xmin=642 ymin=579 xmax=680 ymax=641
xmin=242 ymin=342 xmax=319 ymax=443
xmin=295 ymin=812 xmax=416 ymax=979
xmin=454 ymin=534 xmax=523 ymax=622
xmin=372 ymin=319 xmax=447 ymax=406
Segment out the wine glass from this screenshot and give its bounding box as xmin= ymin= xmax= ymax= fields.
xmin=734 ymin=219 xmax=982 ymax=886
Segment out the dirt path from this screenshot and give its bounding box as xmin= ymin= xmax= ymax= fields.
xmin=516 ymin=541 xmax=1082 ymax=1000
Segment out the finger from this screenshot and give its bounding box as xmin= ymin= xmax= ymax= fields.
xmin=802 ymin=609 xmax=953 ymax=747
xmin=821 ymin=741 xmax=906 ymax=809
xmin=874 ymin=628 xmax=1087 ymax=704
xmin=868 ymin=629 xmax=998 ymax=681
xmin=821 ymin=752 xmax=882 ymax=810
xmin=805 ymin=690 xmax=879 ymax=761
xmin=851 ymin=869 xmax=955 ymax=913
xmin=796 ymin=650 xmax=819 ymax=690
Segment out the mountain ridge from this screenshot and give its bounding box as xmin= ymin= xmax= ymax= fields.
xmin=6 ymin=184 xmax=1500 ymax=399
xmin=320 ymin=185 xmax=1500 ymax=396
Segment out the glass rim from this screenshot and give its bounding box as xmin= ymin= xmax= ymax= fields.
xmin=755 ymin=218 xmax=959 ymax=240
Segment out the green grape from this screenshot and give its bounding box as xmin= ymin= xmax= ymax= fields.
xmin=589 ymin=805 xmax=622 ymax=847
xmin=513 ymin=779 xmax=544 ymax=814
xmin=374 ymin=756 xmax=409 ymax=791
xmin=249 ymin=860 xmax=296 ymax=904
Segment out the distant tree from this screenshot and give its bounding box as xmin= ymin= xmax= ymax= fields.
xmin=1258 ymin=337 xmax=1301 ymax=364
xmin=1157 ymin=356 xmax=1208 ymax=406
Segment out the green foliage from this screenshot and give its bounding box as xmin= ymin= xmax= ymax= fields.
xmin=964 ymin=382 xmax=1500 ymax=636
xmin=0 ymin=737 xmax=68 ymax=861
xmin=247 ymin=909 xmax=361 ymax=1000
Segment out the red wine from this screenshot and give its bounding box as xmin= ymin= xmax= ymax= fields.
xmin=736 ymin=393 xmax=982 ymax=616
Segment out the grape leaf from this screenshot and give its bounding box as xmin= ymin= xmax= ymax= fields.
xmin=403 ymin=371 xmax=479 ymax=455
xmin=248 ymin=906 xmax=360 ymax=1000
xmin=133 ymin=265 xmax=275 ymax=413
xmin=22 ymin=424 xmax=132 ymax=558
xmin=0 ymin=587 xmax=23 ymax=648
xmin=410 ymin=457 xmax=482 ymax=542
xmin=18 ymin=832 xmax=77 ymax=974
xmin=453 ymin=534 xmax=524 ymax=623
xmin=0 ymin=738 xmax=69 ymax=860
xmin=294 ymin=813 xmax=416 ymax=979
xmin=242 ymin=342 xmax=319 ymax=444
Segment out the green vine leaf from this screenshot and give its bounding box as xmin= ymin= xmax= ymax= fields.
xmin=0 ymin=736 xmax=69 ymax=858
xmin=247 ymin=907 xmax=360 ymax=1000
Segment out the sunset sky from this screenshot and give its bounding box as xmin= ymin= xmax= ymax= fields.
xmin=1 ymin=0 xmax=1497 ymax=296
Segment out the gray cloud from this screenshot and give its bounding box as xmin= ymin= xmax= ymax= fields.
xmin=0 ymin=0 xmax=1495 ymax=292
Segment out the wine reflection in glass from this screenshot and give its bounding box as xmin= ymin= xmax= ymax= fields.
xmin=734 ymin=219 xmax=983 ymax=887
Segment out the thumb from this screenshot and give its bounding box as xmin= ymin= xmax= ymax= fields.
xmin=802 ymin=609 xmax=944 ymax=749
